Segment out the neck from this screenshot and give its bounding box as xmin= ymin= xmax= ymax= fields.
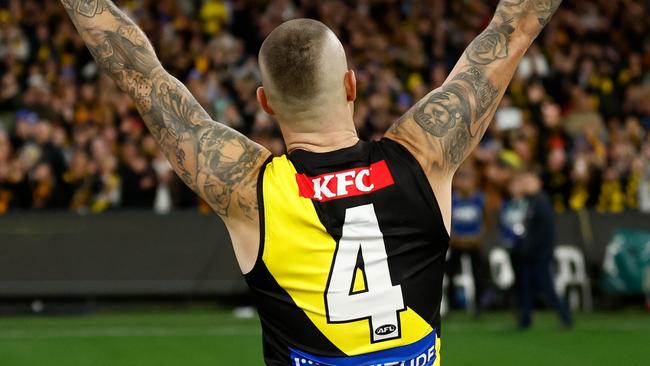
xmin=285 ymin=129 xmax=360 ymax=153
xmin=277 ymin=103 xmax=360 ymax=153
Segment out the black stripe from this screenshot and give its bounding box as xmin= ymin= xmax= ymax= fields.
xmin=381 ymin=137 xmax=450 ymax=242
xmin=244 ymin=155 xmax=273 ymax=278
xmin=246 ymin=262 xmax=346 ymax=364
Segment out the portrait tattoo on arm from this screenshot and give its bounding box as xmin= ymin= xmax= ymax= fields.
xmin=61 ymin=0 xmax=269 ymax=220
xmin=390 ymin=0 xmax=562 ymax=174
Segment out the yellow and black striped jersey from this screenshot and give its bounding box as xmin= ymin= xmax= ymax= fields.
xmin=245 ymin=139 xmax=449 ymax=366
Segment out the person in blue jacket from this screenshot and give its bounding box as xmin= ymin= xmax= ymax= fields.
xmin=500 ymin=175 xmax=529 ymax=252
xmin=448 ymin=162 xmax=490 ymax=314
xmin=512 ymin=171 xmax=573 ymax=329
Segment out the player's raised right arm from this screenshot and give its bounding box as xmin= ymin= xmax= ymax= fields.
xmin=60 ymin=0 xmax=271 ymax=223
xmin=386 ymin=0 xmax=563 ymax=178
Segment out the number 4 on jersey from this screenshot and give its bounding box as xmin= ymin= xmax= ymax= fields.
xmin=325 ymin=204 xmax=406 ymax=343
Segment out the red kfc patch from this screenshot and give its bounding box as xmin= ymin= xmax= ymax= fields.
xmin=296 ymin=160 xmax=395 ymax=202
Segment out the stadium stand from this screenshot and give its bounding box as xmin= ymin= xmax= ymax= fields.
xmin=0 ymin=0 xmax=648 ymax=215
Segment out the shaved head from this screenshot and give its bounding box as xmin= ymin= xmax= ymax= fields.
xmin=259 ymin=19 xmax=350 ymax=119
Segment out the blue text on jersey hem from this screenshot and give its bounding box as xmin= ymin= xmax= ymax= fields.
xmin=289 ymin=330 xmax=437 ymax=366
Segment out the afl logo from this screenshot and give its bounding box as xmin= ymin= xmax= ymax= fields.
xmin=375 ymin=324 xmax=397 ymax=336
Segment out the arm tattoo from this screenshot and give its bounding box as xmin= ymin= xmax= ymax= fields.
xmin=61 ymin=0 xmax=268 ymax=219
xmin=466 ymin=23 xmax=515 ymax=65
xmin=498 ymin=0 xmax=563 ymax=26
xmin=409 ymin=66 xmax=499 ymax=167
xmin=62 ymin=0 xmax=109 ymax=17
xmin=391 ymin=0 xmax=562 ymax=173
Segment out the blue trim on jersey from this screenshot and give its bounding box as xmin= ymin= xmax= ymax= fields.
xmin=289 ymin=330 xmax=437 ymax=366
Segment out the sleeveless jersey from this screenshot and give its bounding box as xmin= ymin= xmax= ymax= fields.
xmin=245 ymin=138 xmax=449 ymax=366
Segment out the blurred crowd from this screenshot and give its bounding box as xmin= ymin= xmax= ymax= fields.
xmin=0 ymin=0 xmax=649 ymax=215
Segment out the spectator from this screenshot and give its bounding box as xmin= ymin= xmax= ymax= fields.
xmin=447 ymin=161 xmax=491 ymax=315
xmin=0 ymin=0 xmax=647 ymax=214
xmin=640 ymin=143 xmax=650 ymax=213
xmin=513 ymin=171 xmax=573 ymax=329
xmin=543 ymin=148 xmax=571 ymax=212
xmin=118 ymin=140 xmax=157 ymax=209
xmin=499 ymin=168 xmax=528 ymax=252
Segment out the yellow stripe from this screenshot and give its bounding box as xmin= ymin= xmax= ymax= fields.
xmin=434 ymin=337 xmax=442 ymax=366
xmin=262 ymin=156 xmax=433 ymax=356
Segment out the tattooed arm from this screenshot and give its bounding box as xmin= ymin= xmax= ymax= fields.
xmin=385 ymin=0 xmax=562 ymax=231
xmin=61 ymin=0 xmax=271 ymax=272
xmin=60 ymin=1 xmax=271 ymax=224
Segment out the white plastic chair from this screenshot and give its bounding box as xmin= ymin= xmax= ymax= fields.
xmin=489 ymin=247 xmax=515 ymax=290
xmin=554 ymin=245 xmax=593 ymax=311
xmin=442 ymin=250 xmax=476 ymax=314
xmin=452 ymin=254 xmax=476 ymax=313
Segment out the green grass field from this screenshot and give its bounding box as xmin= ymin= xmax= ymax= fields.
xmin=0 ymin=309 xmax=648 ymax=365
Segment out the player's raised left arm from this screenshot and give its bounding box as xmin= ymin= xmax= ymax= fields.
xmin=60 ymin=0 xmax=271 ymax=223
xmin=386 ymin=0 xmax=563 ymax=179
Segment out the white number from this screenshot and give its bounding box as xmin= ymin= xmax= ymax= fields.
xmin=325 ymin=204 xmax=405 ymax=342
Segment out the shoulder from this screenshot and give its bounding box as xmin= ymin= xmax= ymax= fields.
xmin=377 ymin=137 xmax=442 ymax=179
xmin=259 ymin=154 xmax=304 ymax=198
xmin=264 ymin=154 xmax=291 ymax=171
